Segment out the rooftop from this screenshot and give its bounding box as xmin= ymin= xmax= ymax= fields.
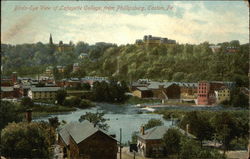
xmin=59 ymin=121 xmax=116 ymax=146
xmin=30 ymin=87 xmax=61 ymax=92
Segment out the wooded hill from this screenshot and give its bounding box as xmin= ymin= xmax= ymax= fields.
xmin=1 ymin=40 xmax=249 ymax=86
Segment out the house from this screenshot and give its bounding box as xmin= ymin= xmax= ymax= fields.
xmin=58 ymin=121 xmax=118 ymax=159
xmin=45 ymin=66 xmax=53 ymax=76
xmin=1 ymin=72 xmax=17 ymax=86
xmin=137 ymin=125 xmax=195 ymax=158
xmin=28 ymin=87 xmax=61 ymax=99
xmin=132 ymin=87 xmax=153 ymax=98
xmin=73 ymin=63 xmax=80 ymax=73
xmin=56 ymin=65 xmax=65 ymax=73
xmin=1 ymin=87 xmax=15 ymax=98
xmin=81 ymin=76 xmax=109 ymax=87
xmin=209 ymin=45 xmax=221 ymax=53
xmin=132 ymin=82 xmax=181 ymax=100
xmin=78 ymin=53 xmax=88 ymax=59
xmin=197 ymin=81 xmax=235 ymax=105
xmin=177 ymin=82 xmax=198 ymax=99
xmin=214 ymin=87 xmax=230 ymax=104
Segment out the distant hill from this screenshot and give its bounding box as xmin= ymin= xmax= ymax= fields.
xmin=1 ymin=40 xmax=249 ymax=86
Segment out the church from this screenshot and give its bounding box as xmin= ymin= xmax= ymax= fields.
xmin=49 ymin=34 xmax=74 ymax=53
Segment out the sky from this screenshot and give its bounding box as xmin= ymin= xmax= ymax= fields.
xmin=1 ymin=1 xmax=249 ymax=45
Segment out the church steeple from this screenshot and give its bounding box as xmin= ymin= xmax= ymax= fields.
xmin=49 ymin=33 xmax=53 ymax=45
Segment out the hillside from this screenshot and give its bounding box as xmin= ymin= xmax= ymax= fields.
xmin=1 ymin=40 xmax=249 ymax=86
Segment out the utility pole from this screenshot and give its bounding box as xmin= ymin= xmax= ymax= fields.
xmin=120 ymin=128 xmax=122 ymax=159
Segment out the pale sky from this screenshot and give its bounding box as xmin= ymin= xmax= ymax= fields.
xmin=1 ymin=1 xmax=249 ymax=45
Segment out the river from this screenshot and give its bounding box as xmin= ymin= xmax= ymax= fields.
xmin=36 ymin=103 xmax=173 ymax=144
xmin=35 ymin=103 xmax=246 ymax=144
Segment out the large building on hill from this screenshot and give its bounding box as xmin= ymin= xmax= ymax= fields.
xmin=49 ymin=34 xmax=74 ymax=52
xmin=135 ymin=35 xmax=176 ymax=45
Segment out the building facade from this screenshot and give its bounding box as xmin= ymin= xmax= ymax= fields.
xmin=58 ymin=121 xmax=118 ymax=159
xmin=215 ymin=87 xmax=230 ymax=104
xmin=197 ymin=81 xmax=233 ymax=105
xmin=28 ymin=87 xmax=61 ymax=99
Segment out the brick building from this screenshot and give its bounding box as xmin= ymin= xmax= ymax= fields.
xmin=197 ymin=81 xmax=234 ymax=105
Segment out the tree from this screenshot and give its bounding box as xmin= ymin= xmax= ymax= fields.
xmin=21 ymin=97 xmax=34 ymax=108
xmin=143 ymin=119 xmax=163 ymax=130
xmin=0 ymin=101 xmax=22 ymax=130
xmin=163 ymin=128 xmax=182 ymax=155
xmin=79 ymin=112 xmax=109 ymax=130
xmin=78 ymin=99 xmax=94 ymax=109
xmin=1 ymin=122 xmax=55 ymax=158
xmin=131 ymin=131 xmax=138 ymax=144
xmin=56 ymin=90 xmax=67 ymax=105
xmin=48 ymin=117 xmax=60 ymax=129
xmin=179 ymin=137 xmax=225 ymax=159
xmin=211 ymin=112 xmax=238 ymax=154
xmin=179 ymin=137 xmax=200 ymax=159
xmin=230 ymin=87 xmax=248 ymax=108
xmin=179 ymin=111 xmax=214 ymax=147
xmin=82 ymin=83 xmax=91 ymax=90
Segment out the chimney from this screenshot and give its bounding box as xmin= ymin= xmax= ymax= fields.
xmin=25 ymin=109 xmax=32 ymax=123
xmin=186 ymin=124 xmax=189 ymax=135
xmin=12 ymin=72 xmax=17 ymax=84
xmin=141 ymin=126 xmax=145 ymax=135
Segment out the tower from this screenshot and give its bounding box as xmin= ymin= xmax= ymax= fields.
xmin=49 ymin=33 xmax=53 ymax=45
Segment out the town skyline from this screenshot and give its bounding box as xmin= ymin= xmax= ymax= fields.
xmin=2 ymin=1 xmax=249 ymax=45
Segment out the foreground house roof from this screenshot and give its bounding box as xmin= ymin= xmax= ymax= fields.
xmin=59 ymin=121 xmax=116 ymax=146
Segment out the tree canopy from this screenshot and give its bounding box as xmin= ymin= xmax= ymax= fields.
xmin=79 ymin=112 xmax=109 ymax=131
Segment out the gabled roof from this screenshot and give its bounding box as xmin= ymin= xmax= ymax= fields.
xmin=137 ymin=125 xmax=196 ymax=140
xmin=59 ymin=122 xmax=79 ymax=146
xmin=59 ymin=121 xmax=116 ymax=146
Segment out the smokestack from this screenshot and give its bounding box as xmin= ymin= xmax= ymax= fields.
xmin=141 ymin=126 xmax=145 ymax=135
xmin=12 ymin=72 xmax=17 ymax=84
xmin=26 ymin=109 xmax=32 ymax=123
xmin=186 ymin=124 xmax=189 ymax=135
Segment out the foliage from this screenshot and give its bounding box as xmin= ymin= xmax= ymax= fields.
xmin=131 ymin=131 xmax=138 ymax=144
xmin=143 ymin=119 xmax=163 ymax=130
xmin=1 ymin=122 xmax=55 ymax=158
xmin=92 ymin=81 xmax=128 ymax=102
xmin=79 ymin=112 xmax=109 ymax=130
xmin=56 ymin=89 xmax=67 ymax=105
xmin=63 ymin=96 xmax=81 ymax=107
xmin=21 ymin=97 xmax=34 ymax=108
xmin=211 ymin=112 xmax=239 ymax=153
xmin=179 ymin=137 xmax=225 ymax=159
xmin=163 ymin=128 xmax=182 ymax=155
xmin=0 ymin=101 xmax=22 ymax=130
xmin=48 ymin=117 xmax=60 ymax=129
xmin=78 ymin=99 xmax=95 ymax=109
xmin=82 ymin=83 xmax=91 ymax=90
xmin=2 ymin=41 xmax=248 ymax=87
xmin=179 ymin=111 xmax=214 ymax=147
